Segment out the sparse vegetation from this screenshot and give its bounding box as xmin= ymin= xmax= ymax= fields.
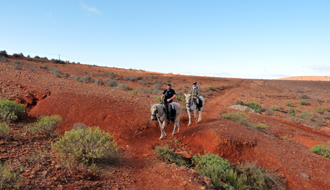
xmin=256 ymin=123 xmax=269 ymax=129
xmin=263 ymin=107 xmax=274 ymax=116
xmin=106 ymin=79 xmax=118 ymax=87
xmin=0 ymin=161 xmax=22 ymax=189
xmin=156 ymin=145 xmax=188 ymax=166
xmin=285 ymin=101 xmax=295 ymax=107
xmin=11 ymin=61 xmax=23 ymax=70
xmin=287 ymin=108 xmax=295 ymax=116
xmin=51 ymin=59 xmax=65 ymax=64
xmin=94 ymin=78 xmax=104 ymax=85
xmin=24 ymin=115 xmax=62 ymax=137
xmin=131 ymin=89 xmax=139 ymax=95
xmin=245 ymin=102 xmax=262 ymax=112
xmin=270 ymin=105 xmax=281 ymax=111
xmin=315 ymin=107 xmax=328 ymax=115
xmin=0 ymin=123 xmax=9 ymax=139
xmin=48 ymin=68 xmax=63 ymax=78
xmin=0 ymin=50 xmax=8 ymax=57
xmin=310 ymin=143 xmax=330 ymax=158
xmin=300 ymin=94 xmax=311 ymax=99
xmin=299 ymin=100 xmax=307 ymax=105
xmin=281 ymin=136 xmax=289 ymax=140
xmin=208 ymin=86 xmax=216 ymax=91
xmin=117 ymin=84 xmax=130 ymax=91
xmin=0 ymin=56 xmax=8 ymax=63
xmin=296 ymin=89 xmax=304 ymax=93
xmin=235 ymin=100 xmax=245 ymax=105
xmin=0 ymin=100 xmax=25 ymax=123
xmin=52 ymin=126 xmax=117 ymax=164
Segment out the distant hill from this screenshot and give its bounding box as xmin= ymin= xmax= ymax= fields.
xmin=276 ymin=76 xmax=330 ymax=81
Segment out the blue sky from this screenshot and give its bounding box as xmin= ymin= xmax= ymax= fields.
xmin=1 ymin=1 xmax=329 ymax=79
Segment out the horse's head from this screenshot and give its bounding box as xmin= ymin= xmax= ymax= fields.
xmin=150 ymin=104 xmax=158 ymax=121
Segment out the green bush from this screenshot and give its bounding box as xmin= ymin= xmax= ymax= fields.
xmin=231 ymin=163 xmax=285 ymax=190
xmin=315 ymin=107 xmax=328 ymax=115
xmin=0 ymin=100 xmax=25 ymax=123
xmin=0 ymin=161 xmax=21 ymax=189
xmin=297 ymin=110 xmax=312 ymax=120
xmin=24 ymin=115 xmax=62 ymax=137
xmin=287 ymin=108 xmax=295 ymax=116
xmin=131 ymin=89 xmax=138 ymax=95
xmin=52 ymin=126 xmax=117 ymax=164
xmin=0 ymin=123 xmax=9 ymax=139
xmin=310 ymin=143 xmax=330 ymax=158
xmin=256 ymin=123 xmax=269 ymax=129
xmin=192 ymin=152 xmax=231 ymax=188
xmin=270 ymin=105 xmax=281 ymax=111
xmin=299 ymin=100 xmax=307 ymax=105
xmin=156 ymin=145 xmax=188 ymax=166
xmin=221 ymin=111 xmax=250 ymax=127
xmin=175 ymin=95 xmax=185 ymax=102
xmin=208 ymin=86 xmax=216 ymax=91
xmin=245 ymin=102 xmax=262 ymax=112
xmin=285 ymin=101 xmax=295 ymax=107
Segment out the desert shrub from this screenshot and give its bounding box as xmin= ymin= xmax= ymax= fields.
xmin=13 ymin=53 xmax=24 ymax=58
xmin=176 ymin=95 xmax=185 ymax=102
xmin=24 ymin=115 xmax=62 ymax=137
xmin=297 ymin=110 xmax=312 ymax=120
xmin=285 ymin=101 xmax=295 ymax=107
xmin=153 ymin=79 xmax=162 ymax=84
xmin=153 ymin=84 xmax=162 ymax=90
xmin=0 ymin=50 xmax=8 ymax=57
xmin=300 ymin=94 xmax=311 ymax=99
xmin=11 ymin=61 xmax=23 ymax=70
xmin=0 ymin=161 xmax=21 ymax=189
xmin=256 ymin=123 xmax=269 ymax=129
xmin=39 ymin=65 xmax=48 ymax=69
xmin=305 ymin=119 xmax=318 ymax=128
xmin=0 ymin=56 xmax=8 ymax=63
xmin=231 ymin=163 xmax=286 ymax=190
xmin=281 ymin=136 xmax=289 ymax=140
xmin=156 ymin=95 xmax=162 ymax=102
xmin=156 ymin=145 xmax=188 ymax=166
xmin=106 ymin=80 xmax=118 ymax=87
xmin=72 ymin=123 xmax=88 ymax=130
xmin=0 ymin=100 xmax=25 ymax=123
xmin=208 ymin=86 xmax=216 ymax=91
xmin=71 ymin=75 xmax=80 ymax=81
xmin=315 ymin=107 xmax=328 ymax=115
xmin=310 ymin=143 xmax=330 ymax=158
xmin=295 ymin=108 xmax=301 ymax=113
xmin=29 ymin=66 xmax=37 ymax=72
xmin=224 ymin=169 xmax=248 ymax=190
xmin=48 ymin=68 xmax=63 ymax=78
xmin=263 ymin=107 xmax=273 ymax=116
xmin=52 ymin=126 xmax=117 ymax=164
xmin=299 ymin=100 xmax=307 ymax=105
xmin=176 ymin=90 xmax=184 ymax=96
xmin=79 ymin=76 xmax=94 ymax=83
xmin=245 ymin=102 xmax=262 ymax=112
xmin=0 ymin=123 xmax=9 ymax=139
xmin=322 ymin=113 xmax=330 ymax=120
xmin=192 ymin=152 xmax=231 ymax=188
xmin=102 ymin=72 xmax=115 ymax=78
xmin=221 ymin=112 xmax=251 ymax=128
xmin=131 ymin=89 xmax=138 ymax=95
xmin=51 ymin=59 xmax=65 ymax=64
xmin=296 ymin=89 xmax=304 ymax=93
xmin=63 ymin=73 xmax=70 ymax=78
xmin=94 ymin=78 xmax=104 ymax=85
xmin=270 ymin=105 xmax=281 ymax=111
xmin=235 ymin=100 xmax=245 ymax=105
xmin=117 ymin=84 xmax=130 ymax=91
xmin=115 ymin=77 xmax=121 ymax=80
xmin=124 ymin=76 xmax=137 ymax=81
xmin=287 ymin=108 xmax=295 ymax=116
xmin=136 ymin=87 xmax=159 ymax=94
xmin=138 ymin=80 xmax=149 ymax=86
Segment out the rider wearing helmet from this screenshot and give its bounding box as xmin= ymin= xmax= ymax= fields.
xmin=189 ymin=81 xmax=201 ymax=110
xmin=161 ymin=84 xmax=176 ymax=123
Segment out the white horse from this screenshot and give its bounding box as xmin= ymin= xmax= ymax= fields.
xmin=184 ymin=94 xmax=205 ymax=126
xmin=150 ymin=102 xmax=181 ymax=140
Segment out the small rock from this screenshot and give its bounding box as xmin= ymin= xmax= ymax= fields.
xmin=41 ymin=171 xmax=48 ymax=178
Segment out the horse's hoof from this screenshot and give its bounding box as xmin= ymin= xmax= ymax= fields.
xmin=172 ymin=133 xmax=175 ymax=136
xmin=197 ymin=121 xmax=200 ymax=124
xmin=159 ymin=137 xmax=163 ymax=140
xmin=165 ymin=134 xmax=167 ymax=137
xmin=177 ymin=129 xmax=180 ymax=132
xmin=188 ymin=124 xmax=191 ymax=127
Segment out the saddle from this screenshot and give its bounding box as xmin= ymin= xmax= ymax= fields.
xmin=163 ymin=103 xmax=176 ymax=121
xmin=195 ymin=97 xmax=203 ymax=110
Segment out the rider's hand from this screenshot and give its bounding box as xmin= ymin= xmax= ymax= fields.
xmin=167 ymin=99 xmax=170 ymax=102
xmin=194 ymin=97 xmax=197 ymax=99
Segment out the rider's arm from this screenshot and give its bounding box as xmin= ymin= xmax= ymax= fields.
xmin=170 ymin=94 xmax=176 ymax=101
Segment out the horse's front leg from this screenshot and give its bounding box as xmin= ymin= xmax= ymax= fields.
xmin=194 ymin=110 xmax=198 ymax=124
xmin=197 ymin=107 xmax=203 ymax=123
xmin=172 ymin=119 xmax=176 ymax=136
xmin=159 ymin=121 xmax=166 ymax=140
xmin=187 ymin=109 xmax=192 ymax=126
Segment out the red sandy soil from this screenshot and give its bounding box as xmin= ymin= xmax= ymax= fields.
xmin=278 ymin=76 xmax=330 ymax=81
xmin=1 ymin=56 xmax=330 ymax=189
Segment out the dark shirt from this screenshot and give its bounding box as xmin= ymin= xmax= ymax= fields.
xmin=163 ymin=89 xmax=176 ymax=103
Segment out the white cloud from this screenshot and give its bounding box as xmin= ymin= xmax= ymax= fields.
xmin=80 ymin=2 xmax=101 ymax=14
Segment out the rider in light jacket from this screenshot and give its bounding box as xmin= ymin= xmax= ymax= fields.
xmin=189 ymin=82 xmax=201 ymax=110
